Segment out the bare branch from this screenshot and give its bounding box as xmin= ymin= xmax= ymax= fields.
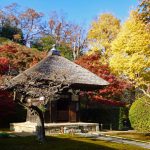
xmin=139 ymin=88 xmax=150 ymax=98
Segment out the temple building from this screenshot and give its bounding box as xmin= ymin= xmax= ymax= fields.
xmin=4 ymin=45 xmax=109 ymax=133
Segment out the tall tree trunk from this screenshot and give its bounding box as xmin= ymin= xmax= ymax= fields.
xmin=30 ymin=105 xmax=45 ymax=143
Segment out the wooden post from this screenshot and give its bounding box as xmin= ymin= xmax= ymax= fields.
xmin=78 ymin=96 xmax=81 ymax=122
xmin=49 ymin=101 xmax=52 ymax=123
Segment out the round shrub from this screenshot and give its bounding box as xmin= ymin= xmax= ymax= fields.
xmin=129 ymin=96 xmax=150 ymax=132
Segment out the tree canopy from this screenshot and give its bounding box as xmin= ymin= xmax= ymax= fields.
xmin=0 ymin=4 xmax=86 ymax=60
xmin=0 ymin=42 xmax=45 ymax=75
xmin=109 ymin=11 xmax=150 ymax=97
xmin=87 ymin=13 xmax=120 ymax=59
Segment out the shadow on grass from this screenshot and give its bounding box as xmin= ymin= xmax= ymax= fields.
xmin=0 ymin=135 xmax=117 ymax=150
xmin=0 ymin=133 xmax=146 ymax=150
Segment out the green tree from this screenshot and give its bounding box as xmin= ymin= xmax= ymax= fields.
xmin=109 ymin=11 xmax=150 ymax=97
xmin=31 ymin=36 xmax=55 ymax=51
xmin=0 ymin=23 xmax=24 ymax=44
xmin=31 ymin=36 xmax=73 ymax=60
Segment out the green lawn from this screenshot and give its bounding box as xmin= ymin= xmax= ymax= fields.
xmin=0 ymin=134 xmax=147 ymax=150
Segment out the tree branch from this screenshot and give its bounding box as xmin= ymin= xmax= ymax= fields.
xmin=139 ymin=88 xmax=150 ymax=98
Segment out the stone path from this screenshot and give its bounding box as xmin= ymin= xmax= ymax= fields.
xmin=77 ymin=133 xmax=150 ymax=149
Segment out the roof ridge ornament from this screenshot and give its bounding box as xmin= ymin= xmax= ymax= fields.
xmin=48 ymin=44 xmax=61 ymax=56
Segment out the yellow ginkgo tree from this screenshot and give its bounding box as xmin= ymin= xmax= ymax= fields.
xmin=109 ymin=11 xmax=150 ymax=97
xmin=87 ymin=13 xmax=120 ymax=59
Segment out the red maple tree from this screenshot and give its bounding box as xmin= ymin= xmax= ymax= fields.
xmin=75 ymin=53 xmax=130 ymax=106
xmin=0 ymin=42 xmax=45 ymax=121
xmin=0 ymin=43 xmax=45 ymax=73
xmin=0 ymin=57 xmax=14 ymax=120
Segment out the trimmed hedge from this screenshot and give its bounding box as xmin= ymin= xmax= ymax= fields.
xmin=129 ymin=96 xmax=150 ymax=132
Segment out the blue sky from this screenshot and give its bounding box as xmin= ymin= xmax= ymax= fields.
xmin=0 ymin=0 xmax=138 ymax=28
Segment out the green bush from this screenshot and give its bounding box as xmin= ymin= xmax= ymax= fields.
xmin=129 ymin=96 xmax=150 ymax=132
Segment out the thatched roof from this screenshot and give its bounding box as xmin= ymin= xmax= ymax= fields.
xmin=4 ymin=53 xmax=109 ymax=90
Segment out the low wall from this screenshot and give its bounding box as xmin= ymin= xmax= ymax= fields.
xmin=10 ymin=122 xmax=99 ymax=134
